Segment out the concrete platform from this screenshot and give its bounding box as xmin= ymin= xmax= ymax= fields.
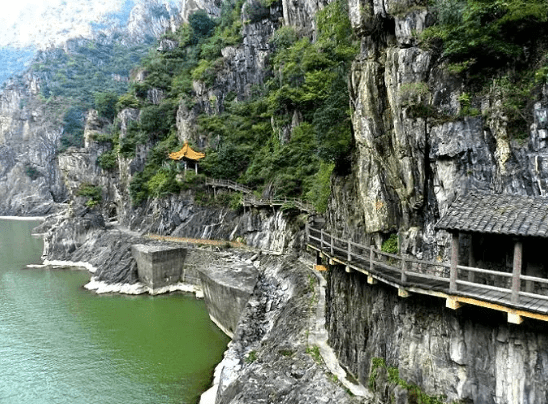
xmin=131 ymin=244 xmax=187 ymax=290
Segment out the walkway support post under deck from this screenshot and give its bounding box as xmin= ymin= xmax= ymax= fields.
xmin=450 ymin=233 xmax=459 ymax=292
xmin=512 ymin=240 xmax=523 ymax=304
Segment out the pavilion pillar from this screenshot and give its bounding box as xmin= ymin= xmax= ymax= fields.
xmin=468 ymin=233 xmax=476 ymax=283
xmin=449 ymin=232 xmax=459 ymax=292
xmin=195 ymin=162 xmax=198 ymax=175
xmin=511 ymin=239 xmax=523 ymax=304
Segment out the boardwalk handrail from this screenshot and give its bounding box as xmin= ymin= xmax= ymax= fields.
xmin=205 ymin=178 xmax=315 ymax=213
xmin=242 ymin=194 xmax=315 ymax=214
xmin=306 ymin=226 xmax=548 ymax=313
xmin=205 ymin=178 xmax=254 ymax=194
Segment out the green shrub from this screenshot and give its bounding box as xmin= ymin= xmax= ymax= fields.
xmin=59 ymin=107 xmax=85 ymax=151
xmin=245 ymin=0 xmax=270 ymax=22
xmin=189 ymin=10 xmax=216 ymax=43
xmin=146 ymin=166 xmax=180 ymax=198
xmin=76 ymin=183 xmax=102 ymax=207
xmin=381 ymin=234 xmax=399 ymax=254
xmin=97 ymin=150 xmax=117 ymax=170
xmin=94 ymin=92 xmax=118 ymax=120
xmin=422 ymin=0 xmax=548 ymax=68
xmin=305 ymin=162 xmax=334 ymax=213
xmin=229 ymin=192 xmax=242 ymax=210
xmin=24 ymin=164 xmax=40 ymax=180
xmin=116 ymin=93 xmax=141 ymax=111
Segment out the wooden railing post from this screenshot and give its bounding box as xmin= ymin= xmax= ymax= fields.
xmin=401 ymin=257 xmax=407 ymax=284
xmin=511 ymin=240 xmax=523 ymax=304
xmin=370 ymin=246 xmax=374 ymax=273
xmin=330 ymin=234 xmax=334 ymax=255
xmin=347 ymin=240 xmax=352 ymax=262
xmin=449 ymin=232 xmax=459 ymax=292
xmin=320 ymin=229 xmax=324 ymax=251
xmin=305 ymin=223 xmax=309 ymax=243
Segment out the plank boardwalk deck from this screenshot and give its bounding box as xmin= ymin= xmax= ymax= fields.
xmin=307 ymin=227 xmax=548 ymax=322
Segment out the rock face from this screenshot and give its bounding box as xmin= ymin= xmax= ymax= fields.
xmin=0 ymin=74 xmax=67 ymax=215
xmin=329 ymin=0 xmax=548 ymax=262
xmin=326 ymin=267 xmax=548 ymax=404
xmin=214 ymin=256 xmax=363 ymax=404
xmin=0 ymin=1 xmax=180 ymax=216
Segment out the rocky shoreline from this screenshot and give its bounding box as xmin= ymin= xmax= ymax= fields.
xmin=36 ymin=208 xmax=368 ymax=403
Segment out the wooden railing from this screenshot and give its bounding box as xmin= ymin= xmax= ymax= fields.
xmin=242 ymin=195 xmax=315 ymax=214
xmin=205 ymin=178 xmax=253 ymax=194
xmin=306 ymin=226 xmax=548 ymax=310
xmin=204 ymin=178 xmax=315 ymax=213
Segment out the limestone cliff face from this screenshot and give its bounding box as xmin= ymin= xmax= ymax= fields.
xmin=0 ymin=74 xmax=67 ymax=215
xmin=328 ymin=0 xmax=548 ymax=261
xmin=326 ymin=268 xmax=548 ymax=404
xmin=0 ymin=1 xmax=180 ymax=216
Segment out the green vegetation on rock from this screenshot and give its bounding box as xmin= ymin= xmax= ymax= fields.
xmin=77 ymin=183 xmax=102 ymax=208
xmin=369 ymin=358 xmax=447 ymax=404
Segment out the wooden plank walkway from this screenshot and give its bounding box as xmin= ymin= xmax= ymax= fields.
xmin=307 ymin=226 xmax=548 ymax=323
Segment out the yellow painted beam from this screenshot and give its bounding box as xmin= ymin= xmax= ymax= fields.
xmin=446 ymin=298 xmax=463 ymax=310
xmin=314 ymin=265 xmax=328 ymax=272
xmin=508 ymin=312 xmax=524 ymax=324
xmin=367 ymin=276 xmax=377 ymax=285
xmin=398 ymin=288 xmax=410 ymax=298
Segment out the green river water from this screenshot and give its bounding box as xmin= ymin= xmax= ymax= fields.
xmin=0 ymin=219 xmax=229 ymax=404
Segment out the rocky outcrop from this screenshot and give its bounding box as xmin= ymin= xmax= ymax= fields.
xmin=327 ymin=0 xmax=548 ymax=262
xmin=326 ymin=266 xmax=548 ymax=404
xmin=213 ymin=256 xmax=365 ymax=404
xmin=0 ymin=74 xmax=67 ymax=215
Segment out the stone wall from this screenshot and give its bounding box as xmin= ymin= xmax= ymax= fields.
xmin=199 ymin=260 xmax=259 ymax=337
xmin=132 ymin=244 xmax=188 ymax=290
xmin=326 ymin=265 xmax=548 ymax=404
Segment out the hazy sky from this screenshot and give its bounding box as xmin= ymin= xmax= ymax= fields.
xmin=0 ymin=0 xmax=126 ymax=48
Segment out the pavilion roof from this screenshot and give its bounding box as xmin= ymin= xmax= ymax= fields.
xmin=436 ymin=192 xmax=548 ymax=238
xmin=168 ymin=142 xmax=205 ymax=161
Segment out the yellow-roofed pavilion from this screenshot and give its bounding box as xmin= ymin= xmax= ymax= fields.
xmin=168 ymin=142 xmax=205 ymax=174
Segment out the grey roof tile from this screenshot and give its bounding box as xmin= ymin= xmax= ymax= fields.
xmin=436 ymin=192 xmax=548 ymax=238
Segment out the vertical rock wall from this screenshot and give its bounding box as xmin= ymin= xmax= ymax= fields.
xmin=326 ymin=267 xmax=548 ymax=404
xmin=329 ymin=0 xmax=548 ymax=261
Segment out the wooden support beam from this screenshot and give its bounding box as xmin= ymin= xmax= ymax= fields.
xmin=401 ymin=257 xmax=407 ymax=284
xmin=345 ymin=266 xmax=353 ymax=273
xmin=329 ymin=258 xmax=335 ymax=265
xmin=508 ymin=312 xmax=524 ymax=325
xmin=511 ymin=240 xmax=523 ymax=304
xmin=398 ymin=288 xmax=410 ymax=298
xmin=446 ymin=297 xmax=462 ymax=310
xmin=367 ymin=276 xmax=377 ymax=285
xmin=449 ymin=233 xmax=459 ymax=292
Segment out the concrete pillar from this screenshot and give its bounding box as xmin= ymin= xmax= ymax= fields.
xmin=511 ymin=240 xmax=523 ymax=304
xmin=450 ymin=232 xmax=459 ymax=292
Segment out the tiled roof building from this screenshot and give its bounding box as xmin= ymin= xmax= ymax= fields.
xmin=436 ymin=192 xmax=548 ymax=238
